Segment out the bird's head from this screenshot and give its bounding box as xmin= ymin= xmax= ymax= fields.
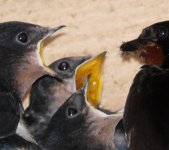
xmin=49 ymin=55 xmax=91 ymax=79
xmin=49 ymin=52 xmax=106 ymax=108
xmin=23 ymin=56 xmax=91 ymax=127
xmin=120 ymin=21 xmax=169 ymax=67
xmin=0 ymin=21 xmax=65 ymax=97
xmin=24 ymin=52 xmax=105 ymax=125
xmin=41 ymin=83 xmax=122 ymax=150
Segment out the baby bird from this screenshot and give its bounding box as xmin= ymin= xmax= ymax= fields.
xmin=23 ymin=56 xmax=90 ymax=141
xmin=39 ymin=85 xmax=122 ymax=150
xmin=0 ymin=21 xmax=64 ymax=148
xmin=0 ymin=21 xmax=65 ymax=99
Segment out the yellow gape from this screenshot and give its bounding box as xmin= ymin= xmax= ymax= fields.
xmin=75 ymin=51 xmax=106 ymax=107
xmin=39 ymin=41 xmax=55 ymax=73
xmin=40 ymin=42 xmax=46 ymax=66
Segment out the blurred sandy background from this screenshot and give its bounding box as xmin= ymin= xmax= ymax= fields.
xmin=0 ymin=0 xmax=169 ymax=111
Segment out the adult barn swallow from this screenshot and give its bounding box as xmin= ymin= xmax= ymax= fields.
xmin=123 ymin=65 xmax=169 ymax=150
xmin=0 ymin=21 xmax=65 ymax=138
xmin=39 ymin=87 xmax=122 ymax=150
xmin=120 ymin=21 xmax=169 ymax=150
xmin=120 ymin=21 xmax=169 ymax=68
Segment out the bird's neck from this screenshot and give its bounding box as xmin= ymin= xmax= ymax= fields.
xmin=0 ymin=52 xmax=51 ymax=99
xmin=16 ymin=64 xmax=50 ymax=99
xmin=16 ymin=52 xmax=53 ymax=99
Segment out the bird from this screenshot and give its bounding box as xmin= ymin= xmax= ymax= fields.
xmin=0 ymin=21 xmax=64 ymax=142
xmin=120 ymin=21 xmax=169 ymax=149
xmin=120 ymin=21 xmax=169 ymax=68
xmin=23 ymin=52 xmax=114 ymax=144
xmin=38 ymin=83 xmax=122 ymax=150
xmin=23 ymin=55 xmax=91 ymax=141
xmin=123 ymin=65 xmax=169 ymax=150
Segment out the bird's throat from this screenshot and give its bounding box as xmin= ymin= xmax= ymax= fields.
xmin=15 ymin=52 xmax=52 ymax=99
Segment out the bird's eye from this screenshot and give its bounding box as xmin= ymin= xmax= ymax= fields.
xmin=17 ymin=32 xmax=28 ymax=44
xmin=156 ymin=27 xmax=168 ymax=40
xmin=67 ymin=107 xmax=78 ymax=118
xmin=58 ymin=61 xmax=69 ymax=71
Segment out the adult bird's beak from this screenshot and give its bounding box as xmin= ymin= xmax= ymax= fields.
xmin=75 ymin=51 xmax=106 ymax=107
xmin=39 ymin=25 xmax=66 ymax=67
xmin=120 ymin=38 xmax=163 ymax=66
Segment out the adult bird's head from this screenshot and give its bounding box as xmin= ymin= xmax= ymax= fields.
xmin=0 ymin=21 xmax=65 ymax=98
xmin=120 ymin=21 xmax=169 ymax=68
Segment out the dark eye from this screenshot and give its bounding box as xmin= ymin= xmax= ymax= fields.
xmin=67 ymin=107 xmax=78 ymax=118
xmin=58 ymin=61 xmax=69 ymax=71
xmin=156 ymin=27 xmax=168 ymax=40
xmin=17 ymin=32 xmax=28 ymax=43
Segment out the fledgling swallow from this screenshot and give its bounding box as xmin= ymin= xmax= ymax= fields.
xmin=0 ymin=21 xmax=65 ymax=139
xmin=23 ymin=56 xmax=90 ymax=141
xmin=120 ymin=21 xmax=169 ymax=68
xmin=38 ymin=86 xmax=122 ymax=150
xmin=23 ymin=51 xmax=107 ymax=142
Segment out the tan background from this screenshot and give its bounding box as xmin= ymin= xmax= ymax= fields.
xmin=0 ymin=0 xmax=169 ymax=111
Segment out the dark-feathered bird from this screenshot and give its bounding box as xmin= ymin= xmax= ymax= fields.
xmin=23 ymin=56 xmax=90 ymax=141
xmin=123 ymin=65 xmax=169 ymax=150
xmin=120 ymin=21 xmax=169 ymax=150
xmin=38 ymin=88 xmax=122 ymax=150
xmin=120 ymin=21 xmax=169 ymax=68
xmin=0 ymin=21 xmax=64 ymax=142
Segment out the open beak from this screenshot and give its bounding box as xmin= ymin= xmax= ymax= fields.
xmin=39 ymin=25 xmax=66 ymax=67
xmin=75 ymin=51 xmax=106 ymax=107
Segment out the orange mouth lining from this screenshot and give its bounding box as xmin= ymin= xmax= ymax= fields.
xmin=139 ymin=44 xmax=163 ymax=66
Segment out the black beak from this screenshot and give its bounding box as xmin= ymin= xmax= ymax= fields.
xmin=120 ymin=39 xmax=142 ymax=52
xmin=120 ymin=38 xmax=154 ymax=52
xmin=42 ymin=25 xmax=66 ymax=40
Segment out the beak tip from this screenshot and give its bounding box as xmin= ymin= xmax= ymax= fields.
xmin=59 ymin=25 xmax=66 ymax=29
xmin=54 ymin=25 xmax=66 ymax=31
xmin=98 ymin=51 xmax=107 ymax=59
xmin=102 ymin=51 xmax=107 ymax=56
xmin=44 ymin=25 xmax=66 ymax=39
